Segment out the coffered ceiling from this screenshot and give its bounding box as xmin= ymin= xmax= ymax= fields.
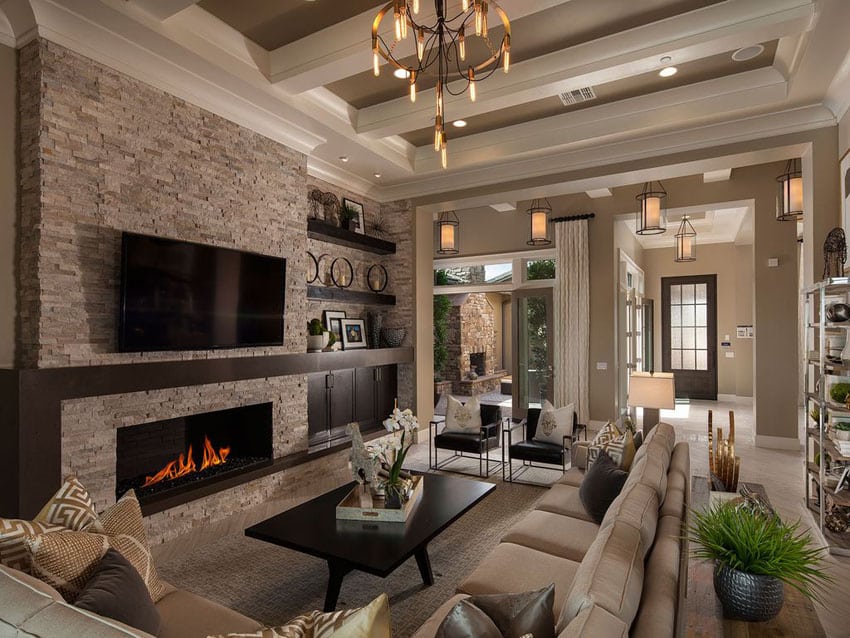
xmin=2 ymin=0 xmax=849 ymax=204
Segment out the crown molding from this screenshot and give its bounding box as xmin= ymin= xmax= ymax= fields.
xmin=307 ymin=156 xmax=378 ymax=200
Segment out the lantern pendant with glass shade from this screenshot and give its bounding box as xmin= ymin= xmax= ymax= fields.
xmin=526 ymin=198 xmax=552 ymax=246
xmin=636 ymin=181 xmax=668 ymax=235
xmin=776 ymin=158 xmax=803 ymax=221
xmin=437 ymin=211 xmax=460 ymax=255
xmin=674 ymin=215 xmax=697 ymax=262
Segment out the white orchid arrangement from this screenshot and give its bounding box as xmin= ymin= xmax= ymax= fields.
xmin=364 ymin=405 xmax=418 ymax=500
xmin=383 ymin=407 xmax=418 ymax=434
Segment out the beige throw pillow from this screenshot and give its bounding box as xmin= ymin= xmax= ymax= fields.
xmin=444 ymin=396 xmax=482 ymax=433
xmin=209 ymin=592 xmax=391 ymax=637
xmin=532 ymin=400 xmax=574 ymax=446
xmin=25 ymin=490 xmax=167 ymax=604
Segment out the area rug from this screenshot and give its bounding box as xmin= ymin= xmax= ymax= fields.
xmin=157 ymin=476 xmax=547 ymax=637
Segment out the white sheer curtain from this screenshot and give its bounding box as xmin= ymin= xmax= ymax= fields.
xmin=554 ymin=219 xmax=590 ymax=424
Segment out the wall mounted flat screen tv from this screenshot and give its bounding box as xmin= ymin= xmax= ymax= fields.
xmin=119 ymin=232 xmax=286 ymax=352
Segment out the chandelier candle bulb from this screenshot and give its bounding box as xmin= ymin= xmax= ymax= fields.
xmin=434 ymin=115 xmax=443 ymax=150
xmin=417 ymin=28 xmax=425 ymax=60
xmin=409 ymin=72 xmax=417 ymax=102
xmin=645 ymin=197 xmax=661 ymax=227
xmin=481 ymin=2 xmax=488 ymax=37
xmin=440 ymin=131 xmax=448 ymax=169
xmin=412 ymin=0 xmax=419 ymax=14
xmin=373 ymin=50 xmax=380 ymax=76
xmin=469 ymin=67 xmax=476 ymax=102
xmin=503 ymin=37 xmax=510 ymax=72
xmin=459 ymin=27 xmax=466 ymax=60
xmin=462 ymin=0 xmax=469 ymax=10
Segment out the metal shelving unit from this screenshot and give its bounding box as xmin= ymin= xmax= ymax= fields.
xmin=804 ymin=278 xmax=850 ymax=556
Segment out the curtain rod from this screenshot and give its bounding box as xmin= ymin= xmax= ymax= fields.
xmin=551 ymin=213 xmax=595 ymax=223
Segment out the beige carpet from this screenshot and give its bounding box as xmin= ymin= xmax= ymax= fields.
xmin=158 ymin=469 xmax=548 ymax=637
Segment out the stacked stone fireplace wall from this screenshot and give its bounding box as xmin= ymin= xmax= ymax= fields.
xmin=445 ymin=293 xmax=497 ymax=392
xmin=16 ymin=39 xmax=413 ymax=544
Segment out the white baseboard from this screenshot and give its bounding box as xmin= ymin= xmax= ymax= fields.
xmin=755 ymin=434 xmax=801 ymax=451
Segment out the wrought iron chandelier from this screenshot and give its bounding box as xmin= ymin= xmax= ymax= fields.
xmin=776 ymin=158 xmax=803 ymax=221
xmin=526 ymin=198 xmax=552 ymax=246
xmin=674 ymin=215 xmax=696 ymax=262
xmin=372 ymin=0 xmax=511 ymax=169
xmin=437 ymin=211 xmax=460 ymax=254
xmin=635 ymin=181 xmax=668 ymax=235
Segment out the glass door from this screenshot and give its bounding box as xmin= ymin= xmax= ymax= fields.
xmin=512 ymin=288 xmax=554 ymax=418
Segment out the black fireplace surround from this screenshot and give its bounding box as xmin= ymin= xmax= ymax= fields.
xmin=470 ymin=352 xmax=486 ymax=375
xmin=116 ymin=402 xmax=273 ymax=506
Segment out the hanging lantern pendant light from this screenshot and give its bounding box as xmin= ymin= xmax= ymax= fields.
xmin=437 ymin=211 xmax=460 ymax=254
xmin=526 ymin=198 xmax=552 ymax=246
xmin=776 ymin=158 xmax=803 ymax=221
xmin=674 ymin=215 xmax=697 ymax=262
xmin=636 ymin=180 xmax=668 ymax=235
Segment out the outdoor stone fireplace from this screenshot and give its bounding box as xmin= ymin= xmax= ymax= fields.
xmin=445 ymin=293 xmax=503 ymax=394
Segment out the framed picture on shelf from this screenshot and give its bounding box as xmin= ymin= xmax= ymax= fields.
xmin=342 ymin=198 xmax=365 ymax=234
xmin=323 ymin=310 xmax=346 ymax=341
xmin=837 ymin=465 xmax=850 ymax=492
xmin=340 ymin=318 xmax=368 ymax=350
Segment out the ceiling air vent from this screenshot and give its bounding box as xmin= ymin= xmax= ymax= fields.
xmin=558 ymin=87 xmax=596 ymax=106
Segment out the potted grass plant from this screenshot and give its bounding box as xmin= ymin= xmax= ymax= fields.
xmin=690 ymin=501 xmax=832 ymax=621
xmin=833 ymin=421 xmax=850 ymax=441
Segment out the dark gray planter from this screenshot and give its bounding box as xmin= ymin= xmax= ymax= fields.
xmin=714 ymin=563 xmax=784 ymax=622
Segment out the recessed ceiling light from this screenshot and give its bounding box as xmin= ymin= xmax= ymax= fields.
xmin=452 ymin=119 xmax=467 ymax=128
xmin=339 ymin=156 xmax=349 ymax=162
xmin=393 ymin=68 xmax=411 ymax=79
xmin=732 ymin=45 xmax=765 ymax=62
xmin=373 ymin=172 xmax=382 ymax=178
xmin=659 ymin=66 xmax=678 ymax=78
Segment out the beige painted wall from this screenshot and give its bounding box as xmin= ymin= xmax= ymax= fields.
xmin=415 ymin=206 xmax=435 ymax=432
xmin=839 ymin=108 xmax=850 ymax=158
xmin=0 ymin=45 xmax=15 ymax=368
xmin=642 ymin=242 xmax=754 ymax=397
xmin=433 ymin=207 xmax=553 ymax=257
xmin=485 ymin=292 xmax=504 ymax=369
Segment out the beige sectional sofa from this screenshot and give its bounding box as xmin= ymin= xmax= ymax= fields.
xmin=0 ymin=564 xmax=262 ymax=638
xmin=413 ymin=422 xmax=690 ymax=638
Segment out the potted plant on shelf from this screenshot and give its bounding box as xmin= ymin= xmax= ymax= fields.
xmin=307 ymin=318 xmax=329 ymax=352
xmin=689 ymin=500 xmax=832 ymax=622
xmin=834 ymin=421 xmax=850 ymax=441
xmin=339 ymin=202 xmax=359 ymax=232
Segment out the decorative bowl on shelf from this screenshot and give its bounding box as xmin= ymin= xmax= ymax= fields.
xmin=382 ymin=327 xmax=406 ymax=348
xmin=826 ymin=303 xmax=850 ymax=322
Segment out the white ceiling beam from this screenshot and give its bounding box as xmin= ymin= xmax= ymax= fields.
xmin=703 ymin=168 xmax=733 ymax=182
xmin=412 ymin=68 xmax=788 ymax=173
xmin=267 ymin=0 xmax=571 ymax=92
xmin=128 ymin=0 xmax=199 ymax=21
xmin=356 ymin=0 xmax=815 ymax=138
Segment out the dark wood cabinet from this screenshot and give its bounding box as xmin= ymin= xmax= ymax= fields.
xmin=308 ymin=364 xmax=398 ymax=447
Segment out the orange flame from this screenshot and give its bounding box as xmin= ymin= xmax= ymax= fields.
xmin=142 ymin=435 xmax=230 ymax=488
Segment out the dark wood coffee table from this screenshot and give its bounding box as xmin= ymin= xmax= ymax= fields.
xmin=245 ymin=473 xmax=495 ymax=611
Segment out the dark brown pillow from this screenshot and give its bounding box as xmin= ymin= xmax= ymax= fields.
xmin=437 ymin=585 xmax=556 ymax=638
xmin=436 ymin=599 xmax=501 ymax=638
xmin=74 ymin=548 xmax=162 ymax=636
xmin=579 ymin=449 xmax=628 ymax=523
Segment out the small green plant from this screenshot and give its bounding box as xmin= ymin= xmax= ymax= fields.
xmin=834 ymin=421 xmax=850 ymax=431
xmin=830 ymin=382 xmax=850 ymax=403
xmin=433 ymin=294 xmax=451 ymax=380
xmin=308 ymin=318 xmax=325 ymax=336
xmin=339 ymin=204 xmax=358 ymax=222
xmin=689 ymin=501 xmax=832 ymax=603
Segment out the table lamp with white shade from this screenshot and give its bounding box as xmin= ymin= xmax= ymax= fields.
xmin=628 ymin=372 xmax=675 ymax=433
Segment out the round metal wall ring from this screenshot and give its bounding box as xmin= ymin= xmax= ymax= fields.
xmin=366 ymin=264 xmax=388 ymax=293
xmin=306 ymin=251 xmax=319 ymax=284
xmin=330 ymin=257 xmax=354 ymax=288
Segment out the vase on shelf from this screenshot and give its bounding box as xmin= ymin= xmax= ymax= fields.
xmin=368 ymin=312 xmax=383 ymax=349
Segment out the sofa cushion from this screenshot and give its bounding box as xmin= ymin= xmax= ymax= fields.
xmin=555 ymin=604 xmax=628 ymax=638
xmin=630 ymin=515 xmax=683 ymax=638
xmin=502 ymin=510 xmax=599 ymax=562
xmin=162 ymin=588 xmax=264 ymax=638
xmin=660 ymin=443 xmax=690 ymax=520
xmin=632 ymin=422 xmax=675 ymax=466
xmin=556 ymin=521 xmax=645 ymax=633
xmin=411 ymin=594 xmax=470 ymax=638
xmin=536 ymin=485 xmax=596 ymax=522
xmin=0 ymin=564 xmax=63 ymax=601
xmin=625 ymin=446 xmax=669 ymax=502
xmin=555 ymin=467 xmax=585 ymax=488
xmin=599 ymin=482 xmax=659 ymax=557
xmin=74 ymin=548 xmax=161 ymax=636
xmin=578 ymin=451 xmax=628 ymax=523
xmin=458 ymin=543 xmax=581 ymax=620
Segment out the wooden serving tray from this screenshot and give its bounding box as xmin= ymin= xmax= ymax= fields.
xmin=336 ymin=476 xmax=423 ymax=523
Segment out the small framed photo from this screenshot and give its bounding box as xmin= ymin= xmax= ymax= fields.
xmin=340 ymin=318 xmax=367 ymax=350
xmin=838 ymin=465 xmax=850 ymax=492
xmin=342 ymin=198 xmax=365 ymax=235
xmin=323 ymin=310 xmax=346 ymax=341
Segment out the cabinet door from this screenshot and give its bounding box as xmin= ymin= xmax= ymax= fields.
xmin=307 ymin=372 xmax=329 ymax=444
xmin=376 ymin=365 xmax=398 ymax=418
xmin=329 ymin=368 xmax=355 ymax=439
xmin=354 ymin=367 xmax=377 ymax=426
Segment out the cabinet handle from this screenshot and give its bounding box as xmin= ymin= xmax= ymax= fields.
xmin=326 ymin=373 xmax=334 ymax=389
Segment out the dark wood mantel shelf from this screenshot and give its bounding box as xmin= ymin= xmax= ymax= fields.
xmin=0 ymin=347 xmax=414 ymax=519
xmin=307 ymin=219 xmax=396 ymax=255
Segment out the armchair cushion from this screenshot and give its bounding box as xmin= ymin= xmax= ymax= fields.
xmin=532 ymin=401 xmax=574 ymax=445
xmin=434 ymin=431 xmax=498 ymax=454
xmin=444 ymin=396 xmax=481 ymax=433
xmin=509 ymin=440 xmax=565 ymax=464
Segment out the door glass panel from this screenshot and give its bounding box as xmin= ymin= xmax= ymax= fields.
xmin=682 ymin=305 xmax=695 ymax=326
xmin=696 ymin=327 xmax=708 ymax=350
xmin=514 ymin=290 xmax=552 ymax=413
xmin=696 ymin=350 xmax=708 ymax=370
xmin=671 ymin=327 xmax=681 ymax=348
xmin=682 ymin=350 xmax=696 ymax=370
xmin=682 ymin=328 xmax=695 ymax=349
xmin=695 ymin=283 xmax=707 ymax=303
xmin=671 ymin=350 xmax=682 ymax=369
xmin=696 ymin=305 xmax=707 ymax=326
xmin=670 ymin=306 xmax=681 ymax=327
xmin=670 ymin=285 xmax=681 ymax=304
xmin=682 ymin=284 xmax=694 ymax=304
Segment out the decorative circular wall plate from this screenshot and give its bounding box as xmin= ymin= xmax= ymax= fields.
xmin=330 ymin=257 xmax=354 ymax=288
xmin=306 ymin=251 xmax=319 ymax=283
xmin=367 ymin=264 xmax=388 ymax=292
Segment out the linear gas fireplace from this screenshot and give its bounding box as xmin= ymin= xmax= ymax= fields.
xmin=116 ymin=403 xmax=273 ymax=506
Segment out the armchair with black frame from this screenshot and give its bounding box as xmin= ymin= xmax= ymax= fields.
xmin=502 ymin=406 xmax=584 ymax=484
xmin=429 ymin=403 xmax=502 ymax=477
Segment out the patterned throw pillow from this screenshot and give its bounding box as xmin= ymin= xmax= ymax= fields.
xmin=25 ymin=490 xmax=167 ymax=604
xmin=592 ymin=421 xmax=622 ymax=446
xmin=444 ymin=395 xmax=482 ymax=433
xmin=0 ymin=475 xmax=98 ymax=574
xmin=35 ymin=475 xmax=99 ymax=531
xmin=532 ymin=400 xmax=574 ymax=446
xmin=210 ymin=593 xmax=391 ymax=638
xmin=587 ymin=429 xmax=636 ymax=471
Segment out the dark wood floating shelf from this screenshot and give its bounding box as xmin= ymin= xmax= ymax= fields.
xmin=307 ymin=285 xmax=395 ymax=305
xmin=307 ymin=219 xmax=396 ymax=255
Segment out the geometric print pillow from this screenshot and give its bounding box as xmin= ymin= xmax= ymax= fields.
xmin=25 ymin=490 xmax=167 ymax=604
xmin=0 ymin=519 xmax=65 ymax=573
xmin=208 ymin=592 xmax=391 ymax=638
xmin=35 ymin=475 xmax=99 ymax=531
xmin=588 ymin=430 xmax=636 ymax=472
xmin=591 ymin=420 xmax=622 ymax=447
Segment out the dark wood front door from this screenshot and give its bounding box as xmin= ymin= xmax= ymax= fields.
xmin=661 ymin=275 xmax=718 ymax=400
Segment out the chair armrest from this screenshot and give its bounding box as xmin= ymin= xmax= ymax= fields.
xmin=481 ymin=421 xmax=499 ymax=437
xmin=572 ymin=441 xmax=591 ymax=469
xmin=429 ymin=420 xmax=445 ymax=436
